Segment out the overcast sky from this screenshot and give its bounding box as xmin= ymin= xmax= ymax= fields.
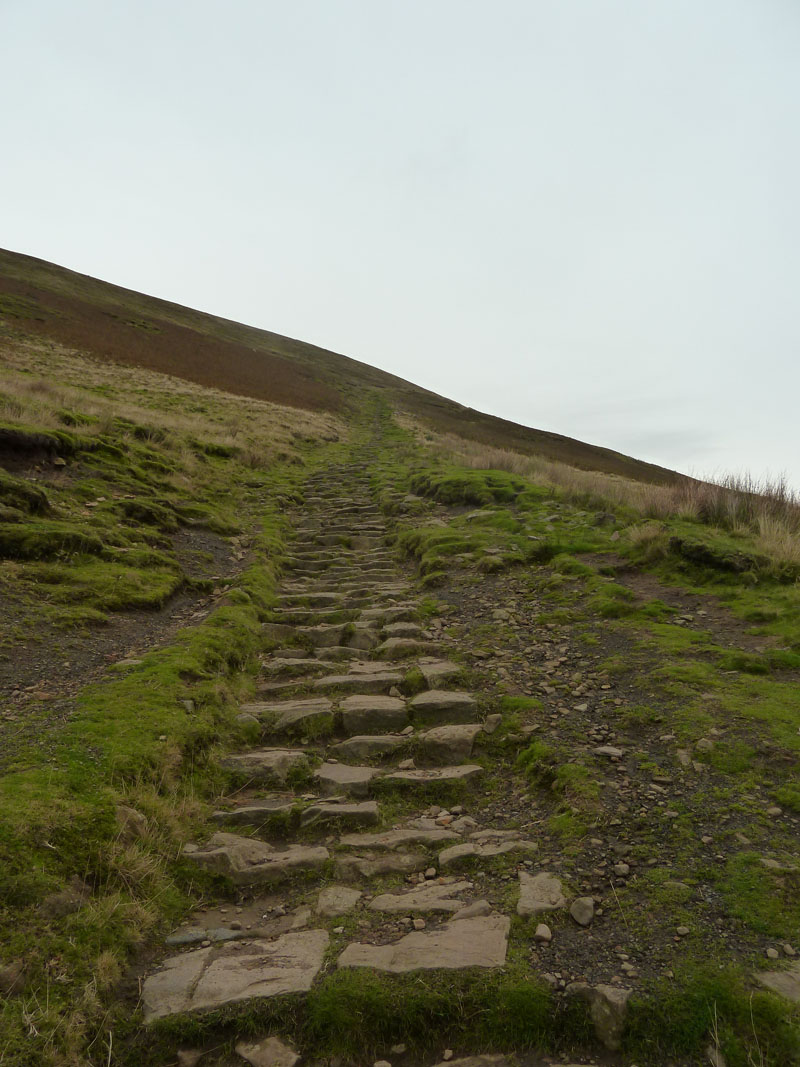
xmin=3 ymin=1 xmax=799 ymax=486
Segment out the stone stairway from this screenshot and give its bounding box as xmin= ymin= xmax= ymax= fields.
xmin=137 ymin=462 xmax=586 ymax=1061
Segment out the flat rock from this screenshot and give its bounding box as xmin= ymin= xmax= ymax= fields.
xmin=314 ymin=763 xmax=378 ymax=797
xmin=240 ymin=697 xmax=332 ymax=725
xmin=418 ymin=658 xmax=462 ymax=687
xmin=376 ymin=637 xmax=437 ymax=657
xmin=314 ymin=672 xmax=402 ymax=694
xmin=439 ymin=833 xmax=537 ymax=869
xmin=381 ymin=765 xmax=483 ymax=788
xmin=316 ymin=885 xmax=363 ymax=917
xmin=338 ymin=914 xmax=509 ymax=973
xmin=211 ymin=798 xmax=296 ymax=826
xmin=429 ymin=1058 xmax=516 ymax=1067
xmin=517 ymin=871 xmax=567 ymax=916
xmin=570 ymin=897 xmax=595 ymax=926
xmin=369 ymin=880 xmax=473 ymax=914
xmin=301 ymin=800 xmax=380 ymax=828
xmin=383 ymin=622 xmax=423 ymax=639
xmin=330 ymin=734 xmax=405 ymax=759
xmin=419 ymin=724 xmax=482 ymax=762
xmin=339 ymin=695 xmax=409 ymax=734
xmin=566 ymin=982 xmax=632 ymax=1051
xmin=222 ymin=749 xmax=308 ymax=785
xmin=335 ymin=851 xmax=423 ymax=880
xmin=235 ymin=1035 xmax=300 ymax=1067
xmin=410 ymin=690 xmax=477 ymax=724
xmin=339 ymin=828 xmax=459 ymax=851
xmin=593 ymin=745 xmax=624 ymax=759
xmin=142 ymin=930 xmax=329 ymax=1021
xmin=753 ymin=961 xmax=800 ymax=1002
xmin=184 ymin=833 xmax=328 ymax=886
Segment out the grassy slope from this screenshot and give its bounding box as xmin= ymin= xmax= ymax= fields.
xmin=0 ymin=247 xmax=680 ymax=482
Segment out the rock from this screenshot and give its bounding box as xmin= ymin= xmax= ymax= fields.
xmin=176 ymin=1052 xmax=204 ymax=1067
xmin=340 ymin=695 xmax=409 ymax=733
xmin=695 ymin=738 xmax=714 ymax=752
xmin=330 ymin=735 xmax=405 ymax=759
xmin=338 ymin=915 xmax=509 ymax=972
xmin=340 ymin=828 xmax=458 ymax=851
xmin=335 ymin=851 xmax=422 ymax=880
xmin=222 ymin=748 xmax=308 ymax=784
xmin=439 ymin=834 xmax=537 ymax=870
xmin=534 ymin=924 xmax=552 ymax=942
xmin=314 ymin=763 xmax=378 ymax=797
xmin=593 ymin=745 xmax=624 ymax=759
xmin=369 ymin=881 xmax=473 ymax=914
xmin=419 ymin=724 xmax=483 ymax=762
xmin=316 ymin=886 xmax=363 ymax=917
xmin=566 ymin=982 xmax=632 ymax=1051
xmin=418 ymin=659 xmax=462 ymax=687
xmin=382 ymin=766 xmax=483 ymax=788
xmin=142 ymin=930 xmax=329 ymax=1021
xmin=183 ymin=833 xmax=328 ymax=886
xmin=409 ymin=690 xmax=478 ymax=725
xmin=750 ymin=964 xmax=800 ymax=1002
xmin=301 ymin=801 xmax=380 ymax=828
xmin=481 ymin=714 xmax=503 ymax=735
xmin=570 ymin=897 xmax=595 ymax=926
xmin=0 ymin=959 xmax=26 ymax=996
xmin=766 ymin=947 xmax=780 ymax=960
xmin=235 ymin=1036 xmax=300 ymax=1067
xmin=517 ymin=871 xmax=566 ymax=917
xmin=212 ymin=798 xmax=296 ymax=826
xmin=115 ymin=804 xmax=148 ymax=841
xmin=453 ymin=899 xmax=492 ymax=920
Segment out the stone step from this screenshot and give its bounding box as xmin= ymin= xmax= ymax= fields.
xmin=329 ymin=734 xmax=407 ymax=760
xmin=314 ymin=762 xmax=378 ymax=797
xmin=297 ymin=623 xmax=378 ymax=650
xmin=141 ymin=929 xmax=329 ymax=1022
xmin=339 ymin=695 xmax=409 ymax=735
xmin=376 ymin=637 xmax=440 ymax=658
xmin=222 ymin=748 xmax=310 ymax=785
xmin=313 ymin=670 xmax=404 ymax=695
xmin=184 ymin=832 xmax=329 ymax=886
xmin=409 ymin=690 xmax=478 ymax=725
xmin=337 ymin=914 xmax=509 ymax=973
xmin=379 ymin=765 xmax=484 ymax=790
xmin=240 ymin=698 xmax=334 ymax=737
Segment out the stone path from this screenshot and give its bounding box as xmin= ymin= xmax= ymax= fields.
xmin=139 ymin=462 xmax=555 ymax=1058
xmin=134 ymin=461 xmax=800 ymax=1065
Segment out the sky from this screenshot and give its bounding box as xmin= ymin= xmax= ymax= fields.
xmin=2 ymin=1 xmax=799 ymax=486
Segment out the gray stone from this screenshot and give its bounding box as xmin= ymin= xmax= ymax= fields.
xmin=314 ymin=763 xmax=378 ymax=797
xmin=570 ymin=897 xmax=595 ymax=926
xmin=753 ymin=961 xmax=800 ymax=1002
xmin=369 ymin=881 xmax=473 ymax=914
xmin=301 ymin=800 xmax=380 ymax=828
xmin=383 ymin=622 xmax=423 ymax=639
xmin=315 ymin=671 xmax=403 ymax=694
xmin=211 ymin=798 xmax=296 ymax=826
xmin=235 ymin=1035 xmax=300 ymax=1067
xmin=340 ymin=828 xmax=458 ymax=851
xmin=316 ymin=886 xmax=363 ymax=917
xmin=452 ymin=899 xmax=492 ymax=920
xmin=339 ymin=695 xmax=409 ymax=734
xmin=418 ymin=659 xmax=462 ymax=687
xmin=593 ymin=745 xmax=624 ymax=759
xmin=183 ymin=833 xmax=328 ymax=886
xmin=142 ymin=930 xmax=329 ymax=1021
xmin=382 ymin=765 xmax=483 ymax=788
xmin=440 ymin=832 xmax=536 ymax=869
xmin=222 ymin=748 xmax=308 ymax=785
xmin=376 ymin=637 xmax=436 ymax=657
xmin=338 ymin=915 xmax=509 ymax=973
xmin=517 ymin=871 xmax=567 ymax=916
xmin=330 ymin=734 xmax=405 ymax=759
xmin=566 ymin=982 xmax=632 ymax=1051
xmin=335 ymin=851 xmax=422 ymax=880
xmin=410 ymin=691 xmax=477 ymax=725
xmin=419 ymin=724 xmax=482 ymax=762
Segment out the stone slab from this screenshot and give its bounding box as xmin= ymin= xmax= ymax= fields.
xmin=339 ymin=828 xmax=459 ymax=851
xmin=222 ymin=749 xmax=308 ymax=785
xmin=410 ymin=690 xmax=477 ymax=725
xmin=184 ymin=833 xmax=328 ymax=886
xmin=419 ymin=724 xmax=482 ymax=762
xmin=339 ymin=695 xmax=409 ymax=734
xmin=314 ymin=763 xmax=378 ymax=797
xmin=517 ymin=871 xmax=567 ymax=916
xmin=381 ymin=765 xmax=483 ymax=788
xmin=369 ymin=880 xmax=473 ymax=914
xmin=142 ymin=930 xmax=329 ymax=1021
xmin=337 ymin=914 xmax=509 ymax=973
xmin=753 ymin=961 xmax=800 ymax=1003
xmin=316 ymin=885 xmax=363 ymax=917
xmin=330 ymin=734 xmax=406 ymax=759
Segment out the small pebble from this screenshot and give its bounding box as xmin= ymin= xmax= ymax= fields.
xmin=534 ymin=923 xmax=552 ymax=943
xmin=413 ymin=918 xmax=426 ymax=930
xmin=766 ymin=947 xmax=780 ymax=960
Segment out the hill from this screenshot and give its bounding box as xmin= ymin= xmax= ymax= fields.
xmin=0 ymin=247 xmax=679 ymax=483
xmin=1 ymin=249 xmax=798 ymax=1067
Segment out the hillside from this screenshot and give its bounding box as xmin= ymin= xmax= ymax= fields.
xmin=0 ymin=251 xmax=798 ymax=1067
xmin=0 ymin=247 xmax=679 ymax=483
